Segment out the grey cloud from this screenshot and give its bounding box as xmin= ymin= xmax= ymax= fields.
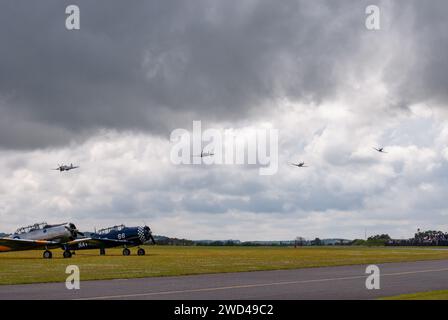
xmin=0 ymin=0 xmax=402 ymax=149
xmin=384 ymin=0 xmax=448 ymax=108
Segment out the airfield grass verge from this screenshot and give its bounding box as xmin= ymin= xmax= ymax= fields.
xmin=1 ymin=246 xmax=448 ymax=285
xmin=380 ymin=290 xmax=448 ymax=300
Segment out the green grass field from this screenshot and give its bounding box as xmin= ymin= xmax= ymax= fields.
xmin=381 ymin=290 xmax=448 ymax=300
xmin=1 ymin=246 xmax=448 ymax=285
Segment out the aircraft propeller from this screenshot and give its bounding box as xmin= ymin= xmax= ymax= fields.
xmin=144 ymin=225 xmax=156 ymax=244
xmin=65 ymin=223 xmax=84 ymax=239
xmin=149 ymin=233 xmax=156 ymax=245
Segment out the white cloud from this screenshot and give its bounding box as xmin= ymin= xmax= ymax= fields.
xmin=1 ymin=98 xmax=447 ymax=240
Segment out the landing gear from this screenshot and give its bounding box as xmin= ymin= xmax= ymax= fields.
xmin=43 ymin=250 xmax=52 ymax=259
xmin=137 ymin=248 xmax=145 ymax=256
xmin=122 ymin=248 xmax=131 ymax=256
xmin=100 ymin=248 xmax=106 ymax=255
xmin=63 ymin=250 xmax=72 ymax=258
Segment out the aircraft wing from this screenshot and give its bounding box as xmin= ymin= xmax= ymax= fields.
xmin=0 ymin=238 xmax=59 ymax=252
xmin=65 ymin=237 xmax=131 ymax=250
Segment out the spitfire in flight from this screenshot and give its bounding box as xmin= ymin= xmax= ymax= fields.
xmin=289 ymin=161 xmax=308 ymax=168
xmin=373 ymin=147 xmax=388 ymax=153
xmin=195 ymin=149 xmax=215 ymax=158
xmin=52 ymin=163 xmax=79 ymax=172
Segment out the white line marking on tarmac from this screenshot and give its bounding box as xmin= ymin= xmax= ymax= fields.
xmin=75 ymin=267 xmax=448 ymax=300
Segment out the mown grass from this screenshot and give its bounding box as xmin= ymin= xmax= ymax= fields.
xmin=380 ymin=290 xmax=448 ymax=300
xmin=1 ymin=246 xmax=448 ymax=285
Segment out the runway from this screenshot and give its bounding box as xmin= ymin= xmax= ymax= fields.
xmin=1 ymin=259 xmax=448 ymax=299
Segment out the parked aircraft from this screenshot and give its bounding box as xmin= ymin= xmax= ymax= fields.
xmin=66 ymin=224 xmax=156 ymax=257
xmin=0 ymin=222 xmax=83 ymax=258
xmin=0 ymin=222 xmax=155 ymax=259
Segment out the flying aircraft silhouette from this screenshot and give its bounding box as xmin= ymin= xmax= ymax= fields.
xmin=289 ymin=161 xmax=308 ymax=168
xmin=373 ymin=147 xmax=388 ymax=153
xmin=194 ymin=149 xmax=214 ymax=158
xmin=52 ymin=163 xmax=79 ymax=172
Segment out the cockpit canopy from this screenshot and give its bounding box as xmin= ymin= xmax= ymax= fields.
xmin=97 ymin=224 xmax=125 ymax=235
xmin=14 ymin=222 xmax=48 ymax=234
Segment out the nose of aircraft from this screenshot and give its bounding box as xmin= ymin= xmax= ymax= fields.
xmin=66 ymin=223 xmax=84 ymax=239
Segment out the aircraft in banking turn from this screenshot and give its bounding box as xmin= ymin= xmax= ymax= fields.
xmin=373 ymin=147 xmax=388 ymax=153
xmin=289 ymin=161 xmax=308 ymax=168
xmin=0 ymin=222 xmax=155 ymax=259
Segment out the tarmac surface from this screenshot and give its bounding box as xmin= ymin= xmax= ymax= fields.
xmin=1 ymin=259 xmax=448 ymax=299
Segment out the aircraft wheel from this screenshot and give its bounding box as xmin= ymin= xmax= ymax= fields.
xmin=100 ymin=248 xmax=106 ymax=255
xmin=137 ymin=248 xmax=145 ymax=256
xmin=63 ymin=250 xmax=72 ymax=258
xmin=122 ymin=248 xmax=131 ymax=256
xmin=43 ymin=250 xmax=52 ymax=259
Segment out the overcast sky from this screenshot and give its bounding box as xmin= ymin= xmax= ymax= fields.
xmin=0 ymin=0 xmax=447 ymax=240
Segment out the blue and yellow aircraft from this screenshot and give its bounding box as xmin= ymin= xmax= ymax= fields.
xmin=67 ymin=224 xmax=156 ymax=257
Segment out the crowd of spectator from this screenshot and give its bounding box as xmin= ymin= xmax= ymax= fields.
xmin=412 ymin=230 xmax=448 ymax=245
xmin=386 ymin=230 xmax=448 ymax=246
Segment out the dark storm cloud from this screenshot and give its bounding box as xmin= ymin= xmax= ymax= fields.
xmin=384 ymin=0 xmax=448 ymax=108
xmin=0 ymin=0 xmax=447 ymax=149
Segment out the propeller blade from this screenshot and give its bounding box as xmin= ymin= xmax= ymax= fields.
xmin=65 ymin=225 xmax=84 ymax=238
xmin=65 ymin=226 xmax=75 ymax=237
xmin=150 ymin=234 xmax=156 ymax=245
